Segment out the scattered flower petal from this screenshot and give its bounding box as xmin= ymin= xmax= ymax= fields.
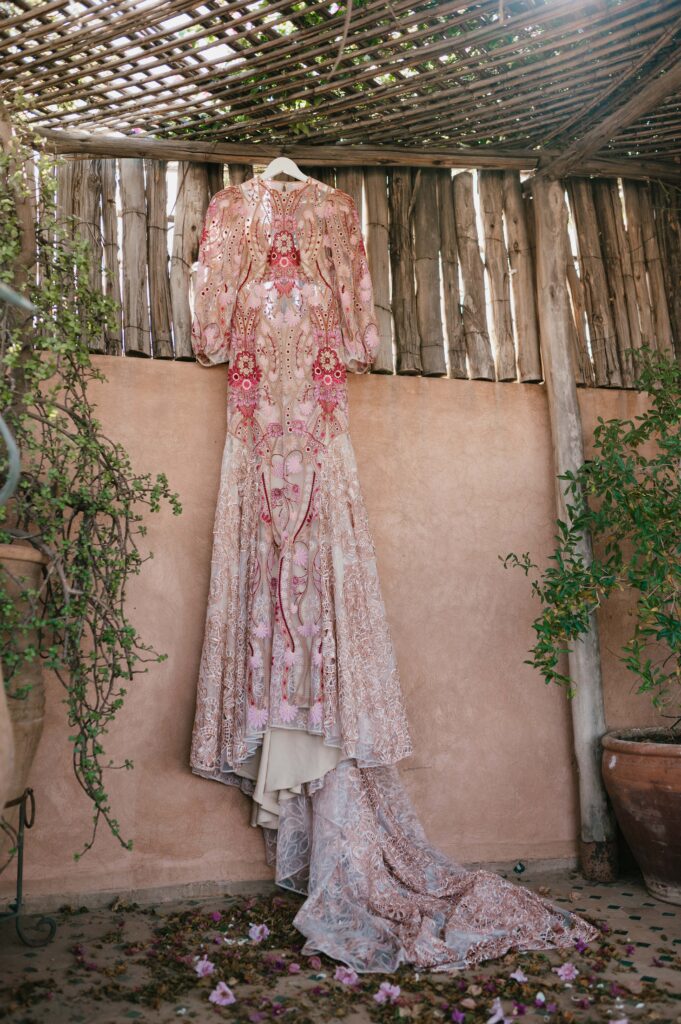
xmin=553 ymin=962 xmax=579 ymax=981
xmin=374 ymin=981 xmax=401 ymax=1004
xmin=334 ymin=965 xmax=359 ymax=986
xmin=248 ymin=923 xmax=270 ymax=943
xmin=193 ymin=955 xmax=215 ymax=978
xmin=208 ymin=981 xmax=236 ymax=1006
xmin=486 ymin=997 xmax=512 ymax=1024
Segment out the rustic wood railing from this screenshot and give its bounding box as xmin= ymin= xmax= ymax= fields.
xmin=54 ymin=158 xmax=680 ymax=386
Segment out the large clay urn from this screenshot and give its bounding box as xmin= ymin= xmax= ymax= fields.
xmin=0 ymin=542 xmax=48 ymax=866
xmin=602 ymin=728 xmax=681 ymax=906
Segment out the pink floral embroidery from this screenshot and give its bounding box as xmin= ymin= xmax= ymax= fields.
xmin=247 ymin=706 xmax=269 ymax=730
xmin=229 ymin=350 xmax=260 ymax=389
xmin=312 ymin=345 xmax=347 ymax=415
xmin=279 ymin=700 xmax=298 ymax=723
xmin=267 ymin=229 xmax=301 ymax=296
xmin=308 ymin=702 xmax=323 ymax=727
xmin=228 ymin=349 xmax=261 ymax=419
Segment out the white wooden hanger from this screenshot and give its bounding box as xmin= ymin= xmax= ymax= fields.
xmin=259 ymin=156 xmax=308 ymax=182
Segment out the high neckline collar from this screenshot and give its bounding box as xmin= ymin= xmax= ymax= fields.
xmin=255 ymin=173 xmax=313 ymax=197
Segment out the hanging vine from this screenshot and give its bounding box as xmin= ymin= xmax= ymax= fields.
xmin=0 ymin=109 xmax=182 ymax=859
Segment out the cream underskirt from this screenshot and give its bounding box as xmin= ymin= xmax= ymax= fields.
xmin=233 ymin=727 xmax=343 ymax=829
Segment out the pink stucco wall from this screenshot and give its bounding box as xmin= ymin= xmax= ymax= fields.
xmin=0 ymin=358 xmax=661 ymax=904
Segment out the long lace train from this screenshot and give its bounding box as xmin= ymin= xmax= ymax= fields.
xmin=263 ymin=758 xmax=600 ymax=973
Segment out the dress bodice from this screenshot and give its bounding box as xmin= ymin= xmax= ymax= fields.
xmin=191 ymin=175 xmax=380 ymax=460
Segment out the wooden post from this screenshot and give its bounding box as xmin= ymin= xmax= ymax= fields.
xmin=650 ymin=180 xmax=681 ymax=361
xmin=310 ymin=165 xmax=336 ymax=188
xmin=101 ymin=159 xmax=123 ymax=355
xmin=502 ymin=171 xmax=541 ymax=383
xmin=72 ymin=157 xmax=105 ymax=353
xmin=479 ymin=170 xmax=516 ymax=381
xmin=453 ymin=172 xmax=494 ymax=380
xmin=531 ymin=174 xmax=618 ymax=883
xmin=565 ymin=258 xmax=593 ymax=386
xmin=119 ymin=158 xmax=151 ymax=357
xmin=438 ymin=169 xmax=467 ymax=379
xmin=592 ymin=180 xmax=633 ymax=386
xmin=637 ymin=184 xmax=674 ymax=356
xmin=388 ymin=167 xmax=421 ymax=374
xmin=170 ymin=161 xmax=210 ymax=359
xmin=145 ymin=159 xmax=173 ymax=359
xmin=622 ymin=180 xmax=656 ymax=355
xmin=568 ymin=179 xmax=621 ymax=387
xmin=606 ymin=179 xmax=643 ymax=377
xmin=56 ymin=159 xmax=76 ymax=307
xmin=364 ymin=166 xmax=394 ymax=374
xmin=413 ymin=168 xmax=446 ymax=376
xmin=336 ymin=167 xmax=364 ymax=222
xmin=207 ymin=162 xmax=224 ymax=199
xmin=226 ymin=162 xmax=252 ymax=188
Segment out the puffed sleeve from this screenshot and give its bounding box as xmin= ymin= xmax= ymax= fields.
xmin=190 ymin=186 xmax=246 ymax=368
xmin=326 ymin=191 xmax=381 ymax=374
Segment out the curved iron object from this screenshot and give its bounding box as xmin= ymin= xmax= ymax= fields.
xmin=0 ymin=788 xmax=57 ymax=946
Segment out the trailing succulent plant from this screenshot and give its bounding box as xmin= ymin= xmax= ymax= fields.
xmin=0 ymin=111 xmax=182 ymax=858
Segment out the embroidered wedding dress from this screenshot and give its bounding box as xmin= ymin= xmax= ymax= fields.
xmin=189 ymin=172 xmax=599 ymax=972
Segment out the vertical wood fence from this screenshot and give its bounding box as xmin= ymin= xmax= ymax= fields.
xmin=54 ymin=157 xmax=680 ymax=386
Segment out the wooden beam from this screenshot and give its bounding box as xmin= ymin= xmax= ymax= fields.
xmin=538 ymin=58 xmax=681 ymax=179
xmin=540 ymin=13 xmax=681 ymax=151
xmin=531 ymin=174 xmax=618 ymax=882
xmin=36 ymin=129 xmax=681 ymax=182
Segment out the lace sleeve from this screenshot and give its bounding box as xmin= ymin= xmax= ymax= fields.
xmin=326 ymin=192 xmax=381 ymax=374
xmin=190 ymin=186 xmax=246 ymax=368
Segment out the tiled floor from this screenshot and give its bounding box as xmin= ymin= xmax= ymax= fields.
xmin=528 ymin=875 xmax=681 ymax=996
xmin=0 ymin=868 xmax=679 ymax=1023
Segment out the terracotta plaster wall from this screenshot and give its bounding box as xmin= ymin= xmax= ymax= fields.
xmin=0 ymin=359 xmax=661 ymax=902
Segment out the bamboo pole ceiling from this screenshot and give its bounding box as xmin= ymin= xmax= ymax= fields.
xmin=0 ymin=0 xmax=680 ymax=171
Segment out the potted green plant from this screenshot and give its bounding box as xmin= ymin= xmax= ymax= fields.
xmin=0 ymin=110 xmax=182 ymax=864
xmin=503 ymin=346 xmax=680 ymax=905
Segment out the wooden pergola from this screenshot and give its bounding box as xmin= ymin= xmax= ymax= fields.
xmin=0 ymin=0 xmax=680 ymax=180
xmin=2 ymin=0 xmax=680 ymax=884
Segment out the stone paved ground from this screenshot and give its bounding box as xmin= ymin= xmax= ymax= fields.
xmin=0 ymin=869 xmax=680 ymax=1024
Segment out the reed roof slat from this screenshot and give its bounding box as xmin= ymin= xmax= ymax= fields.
xmin=0 ymin=0 xmax=679 ymax=173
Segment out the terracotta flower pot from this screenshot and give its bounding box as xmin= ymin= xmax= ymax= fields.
xmin=602 ymin=728 xmax=681 ymax=905
xmin=0 ymin=542 xmax=48 ymax=867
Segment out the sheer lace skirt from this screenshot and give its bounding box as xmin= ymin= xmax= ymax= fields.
xmin=268 ymin=758 xmax=600 ymax=973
